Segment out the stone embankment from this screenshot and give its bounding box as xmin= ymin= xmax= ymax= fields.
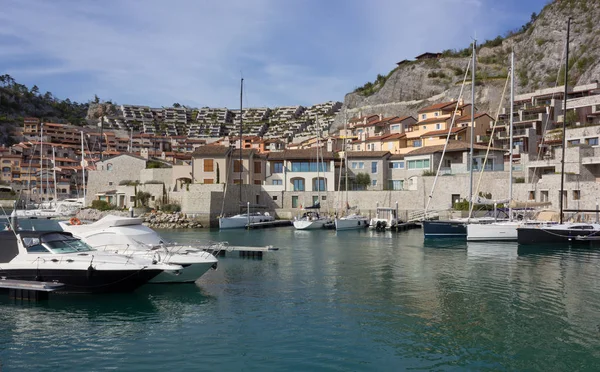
xmin=75 ymin=209 xmax=203 ymax=228
xmin=140 ymin=211 xmax=203 ymax=229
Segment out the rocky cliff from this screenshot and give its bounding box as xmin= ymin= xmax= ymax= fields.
xmin=335 ymin=0 xmax=600 ymax=128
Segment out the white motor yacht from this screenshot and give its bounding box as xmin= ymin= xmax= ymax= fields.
xmin=335 ymin=213 xmax=369 ymax=231
xmin=0 ymin=230 xmax=177 ymax=293
xmin=369 ymin=207 xmax=400 ymax=230
xmin=60 ymin=215 xmax=218 ymax=283
xmin=293 ymin=210 xmax=330 ymax=230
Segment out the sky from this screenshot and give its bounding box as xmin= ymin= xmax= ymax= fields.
xmin=0 ymin=0 xmax=549 ymax=109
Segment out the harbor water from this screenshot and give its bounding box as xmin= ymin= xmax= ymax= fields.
xmin=2 ymin=226 xmax=600 ymax=371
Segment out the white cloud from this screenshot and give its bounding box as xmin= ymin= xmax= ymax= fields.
xmin=0 ymin=0 xmax=546 ymax=108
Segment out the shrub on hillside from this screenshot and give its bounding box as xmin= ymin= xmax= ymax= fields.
xmin=91 ymin=200 xmax=114 ymax=211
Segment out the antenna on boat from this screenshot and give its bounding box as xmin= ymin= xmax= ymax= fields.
xmin=559 ymin=18 xmax=571 ymax=224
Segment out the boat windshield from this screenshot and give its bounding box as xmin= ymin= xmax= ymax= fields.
xmin=44 ymin=237 xmax=95 ymax=253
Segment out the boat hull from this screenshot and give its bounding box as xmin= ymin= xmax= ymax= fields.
xmin=467 ymin=222 xmax=518 ymax=241
xmin=422 ymin=220 xmax=467 ymax=238
xmin=335 ymin=217 xmax=369 ymax=231
xmin=0 ymin=268 xmax=162 ymax=294
xmin=219 ymin=215 xmax=274 ymax=229
xmin=293 ymin=219 xmax=327 ymax=230
xmin=517 ymin=226 xmax=600 ymax=245
xmin=149 ymin=260 xmax=216 ymax=283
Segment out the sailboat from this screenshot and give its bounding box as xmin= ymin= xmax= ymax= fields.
xmin=219 ymin=78 xmax=274 ymax=229
xmin=466 ymin=52 xmax=553 ymax=241
xmin=335 ymin=116 xmax=369 ymax=230
xmin=422 ymin=40 xmax=481 ymax=239
xmin=517 ymin=18 xmax=600 ymax=245
xmin=293 ymin=117 xmax=331 ymax=230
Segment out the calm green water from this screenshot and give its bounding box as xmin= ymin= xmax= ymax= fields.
xmin=2 ymin=227 xmax=600 ymax=371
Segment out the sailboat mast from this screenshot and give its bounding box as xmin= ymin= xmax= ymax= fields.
xmin=559 ymin=18 xmax=571 ymax=224
xmin=316 ymin=115 xmax=321 ymax=203
xmin=509 ymin=51 xmax=515 ymax=220
xmin=239 ymin=78 xmax=243 ymax=205
xmin=468 ymin=40 xmax=476 ymax=216
xmin=81 ymin=131 xmax=86 ymax=205
xmin=52 ymin=146 xmax=57 ymax=203
xmin=40 ymin=122 xmax=44 ymax=202
xmin=344 ymin=114 xmax=348 ymax=209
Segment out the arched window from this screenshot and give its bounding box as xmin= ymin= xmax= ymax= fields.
xmin=290 ymin=177 xmax=305 ymax=191
xmin=312 ymin=177 xmax=326 ymax=191
xmin=106 ymin=163 xmax=113 ymax=171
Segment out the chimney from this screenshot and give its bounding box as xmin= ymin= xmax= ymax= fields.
xmin=459 ymin=98 xmax=464 ymax=106
xmin=379 ymin=114 xmax=383 ymax=120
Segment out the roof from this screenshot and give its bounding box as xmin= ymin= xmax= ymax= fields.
xmin=421 ymin=127 xmax=467 ymax=137
xmin=267 ymin=149 xmax=336 ymax=161
xmin=99 ymin=153 xmax=147 ymax=163
xmin=455 ymin=113 xmax=493 ymax=123
xmin=396 ymin=60 xmax=411 ymax=66
xmin=415 ymin=52 xmax=441 ymax=59
xmin=414 ymin=116 xmax=452 ymax=125
xmin=388 ymin=116 xmax=415 ymax=124
xmin=406 ymin=140 xmax=504 ymax=156
xmin=345 ymin=151 xmax=390 ymax=159
xmin=381 ymin=133 xmax=407 ymax=141
xmin=191 ymin=145 xmax=231 ymax=157
xmin=417 ymin=101 xmax=458 ymax=114
xmin=389 ymin=154 xmax=405 ymax=160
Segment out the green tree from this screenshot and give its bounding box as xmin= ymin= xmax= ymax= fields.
xmin=355 ymin=173 xmax=371 ymax=190
xmin=135 ymin=191 xmax=152 ymax=207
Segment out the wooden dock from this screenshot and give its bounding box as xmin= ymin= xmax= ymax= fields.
xmin=246 ymin=220 xmax=293 ymax=229
xmin=0 ymin=279 xmax=64 ymax=301
xmin=203 ymin=245 xmax=279 ymax=258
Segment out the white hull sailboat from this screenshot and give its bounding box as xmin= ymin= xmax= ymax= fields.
xmin=219 ymin=212 xmax=274 ymax=229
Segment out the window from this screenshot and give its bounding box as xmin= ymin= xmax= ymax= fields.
xmin=389 ymin=161 xmax=404 ymax=169
xmin=233 ymin=160 xmax=242 ymax=172
xmin=312 ymin=178 xmax=325 ymax=191
xmin=254 ymin=180 xmax=261 ymax=185
xmin=273 ymin=162 xmax=283 ymax=173
xmin=292 ymin=195 xmax=299 ymax=208
xmin=436 ymin=124 xmax=441 ymax=130
xmin=388 ymin=180 xmax=403 ymax=190
xmin=203 ymin=178 xmax=214 ymax=184
xmin=587 ymin=138 xmax=599 ymax=146
xmin=254 ymin=161 xmax=261 ymax=173
xmin=528 ymin=191 xmax=535 ymax=200
xmin=422 ymin=126 xmax=427 ymax=130
xmin=421 ymin=114 xmax=426 ymax=120
xmin=26 ymin=244 xmax=50 ymax=253
xmin=106 ymin=163 xmax=113 ymax=171
xmin=272 ymin=180 xmax=282 ymax=185
xmin=371 ymin=162 xmax=378 ymax=173
xmin=108 ymin=181 xmax=113 ymax=186
xmin=292 ymin=178 xmax=305 ymax=191
xmin=233 ymin=179 xmax=242 ymax=184
xmin=272 ymin=195 xmax=278 ymax=201
xmin=434 ymin=112 xmax=439 ymax=117
xmin=351 ymin=162 xmax=364 ymax=170
xmin=573 ymin=190 xmax=580 ymax=200
xmin=541 ymin=190 xmax=549 ymax=202
xmin=204 ymin=159 xmax=214 ymax=172
xmin=391 ymin=125 xmax=400 ymax=131
xmin=413 ymin=140 xmax=422 ymax=147
xmin=290 ymin=162 xmax=328 ymax=172
xmin=321 ymin=195 xmax=326 ymax=201
xmin=372 ymin=180 xmax=377 ymax=186
xmin=569 ymin=139 xmax=580 ymax=146
xmin=407 ymin=159 xmax=430 ymax=169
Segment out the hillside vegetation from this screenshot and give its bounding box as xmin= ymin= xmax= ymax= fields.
xmin=337 ymin=0 xmax=600 ymax=128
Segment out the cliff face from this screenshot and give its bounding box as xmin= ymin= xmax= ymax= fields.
xmin=336 ymin=0 xmax=600 ymax=128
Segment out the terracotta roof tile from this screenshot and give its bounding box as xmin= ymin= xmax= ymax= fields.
xmin=417 ymin=101 xmax=457 ymax=114
xmin=345 ymin=151 xmax=390 ymax=159
xmin=267 ymin=149 xmax=336 ymax=160
xmin=406 ymin=140 xmax=503 ymax=156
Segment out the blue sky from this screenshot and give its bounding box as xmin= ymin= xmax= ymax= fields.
xmin=0 ymin=0 xmax=548 ymax=108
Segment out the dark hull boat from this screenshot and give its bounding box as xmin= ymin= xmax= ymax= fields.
xmin=517 ymin=223 xmax=600 ymax=245
xmin=422 ymin=220 xmax=467 ymax=239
